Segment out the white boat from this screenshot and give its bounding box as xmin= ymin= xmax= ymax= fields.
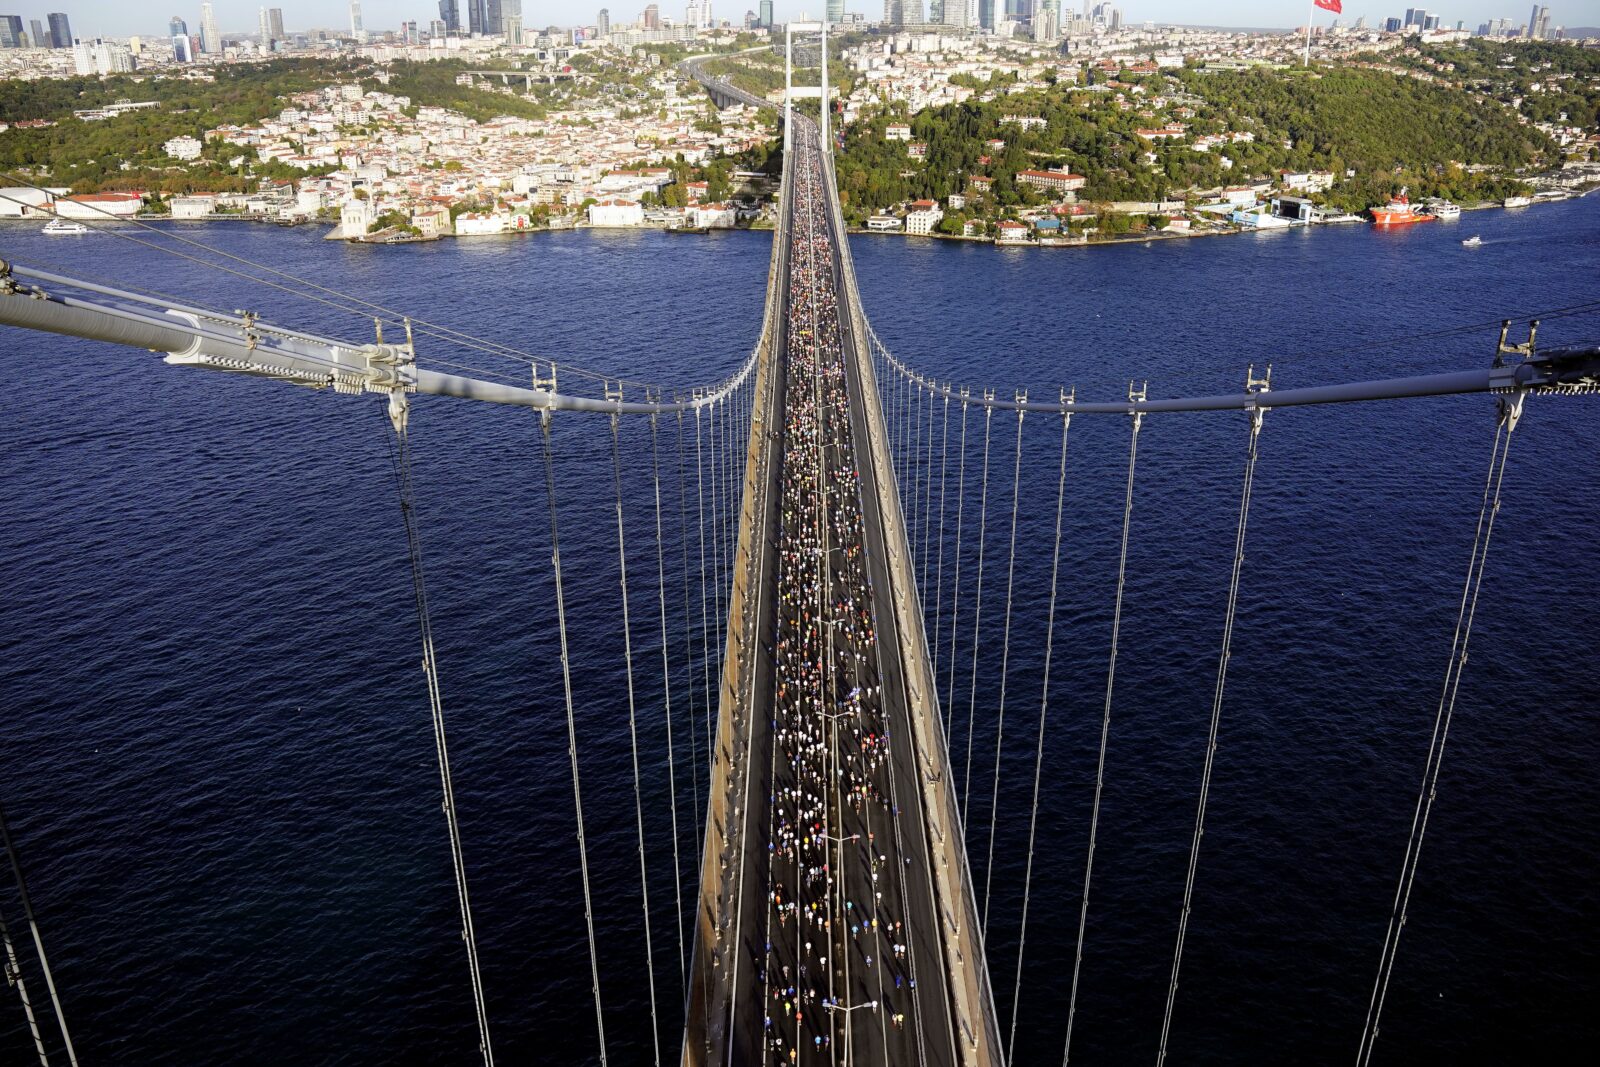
xmin=1462 ymin=235 xmax=1482 ymax=246
xmin=1427 ymin=201 xmax=1461 ymax=219
xmin=41 ymin=218 xmax=89 ymax=235
xmin=1503 ymin=195 xmax=1532 ymax=208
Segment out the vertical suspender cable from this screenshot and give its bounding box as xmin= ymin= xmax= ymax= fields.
xmin=1009 ymin=400 xmax=1072 ymax=1064
xmin=651 ymin=412 xmax=688 ymax=987
xmin=694 ymin=407 xmax=715 ymax=782
xmin=982 ymin=401 xmax=1027 ymax=938
xmin=1156 ymin=377 xmax=1268 ymax=1065
xmin=945 ymin=395 xmax=971 ymax=743
xmin=610 ymin=408 xmax=662 ymax=1067
xmin=1355 ymin=393 xmax=1525 ymax=1067
xmin=676 ymin=410 xmax=705 ymax=851
xmin=912 ymin=379 xmax=926 ymax=577
xmin=709 ymin=400 xmax=725 ymax=673
xmin=0 ymin=891 xmax=50 ymax=1065
xmin=538 ymin=410 xmax=609 ymax=1066
xmin=1063 ymin=388 xmax=1145 ymax=1067
xmin=932 ymin=391 xmax=952 ymax=682
xmin=962 ymin=402 xmax=996 ymax=828
xmin=386 ymin=416 xmax=492 ymax=1067
xmin=920 ymin=380 xmax=939 ymax=608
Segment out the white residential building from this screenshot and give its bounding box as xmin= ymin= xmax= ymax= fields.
xmin=905 ymin=199 xmax=943 ymax=234
xmin=164 ymin=135 xmax=203 ymax=160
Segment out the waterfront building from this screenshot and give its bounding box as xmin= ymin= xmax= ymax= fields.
xmin=47 ymin=10 xmax=70 ymax=48
xmin=905 ymin=199 xmax=944 ymax=234
xmin=1018 ymin=168 xmax=1087 ymax=193
xmin=588 ymin=199 xmax=644 ymax=226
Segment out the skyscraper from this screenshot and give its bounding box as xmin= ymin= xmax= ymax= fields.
xmin=350 ymin=0 xmax=363 ymax=38
xmin=503 ymin=0 xmax=522 ymax=42
xmin=825 ymin=0 xmax=844 ymax=21
xmin=643 ymin=4 xmax=660 ymax=29
xmin=468 ymin=0 xmax=504 ymax=35
xmin=269 ymin=8 xmax=284 ymax=39
xmin=30 ymin=17 xmax=46 ymax=46
xmin=596 ymin=7 xmax=610 ymax=34
xmin=258 ymin=6 xmax=270 ymax=44
xmin=169 ymin=15 xmax=187 ymax=36
xmin=199 ymin=1 xmax=218 ymax=53
xmin=758 ymin=0 xmax=772 ymax=26
xmin=47 ymin=11 xmax=71 ymax=48
xmin=439 ymin=0 xmax=461 ymax=32
xmin=0 ymin=17 xmax=23 ymax=48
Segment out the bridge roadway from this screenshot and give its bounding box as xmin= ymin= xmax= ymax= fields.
xmin=685 ymin=107 xmax=1000 ymax=1066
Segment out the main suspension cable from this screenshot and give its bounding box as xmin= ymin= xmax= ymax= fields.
xmin=537 ymin=409 xmax=608 ymax=1065
xmin=610 ymin=409 xmax=662 ymax=1066
xmin=983 ymin=402 xmax=1027 ymax=938
xmin=0 ymin=889 xmax=50 ymax=1065
xmin=1063 ymin=386 xmax=1146 ymax=1066
xmin=384 ymin=410 xmax=493 ymax=1067
xmin=1009 ymin=399 xmax=1073 ymax=1064
xmin=1355 ymin=393 xmax=1526 ymax=1066
xmin=1156 ymin=374 xmax=1269 ymax=1064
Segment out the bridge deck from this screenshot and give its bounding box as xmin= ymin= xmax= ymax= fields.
xmin=686 ymin=109 xmax=999 ymax=1066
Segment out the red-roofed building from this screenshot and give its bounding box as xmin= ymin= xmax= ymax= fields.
xmin=1018 ymin=169 xmax=1087 ymax=194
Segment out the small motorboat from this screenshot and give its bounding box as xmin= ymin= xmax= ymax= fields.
xmin=1462 ymin=235 xmax=1482 ymax=247
xmin=41 ymin=218 xmax=89 ymax=235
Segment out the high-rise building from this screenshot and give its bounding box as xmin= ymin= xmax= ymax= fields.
xmin=1423 ymin=14 xmax=1438 ymax=29
xmin=29 ymin=17 xmax=44 ymax=45
xmin=350 ymin=0 xmax=363 ymax=38
xmin=1385 ymin=16 xmax=1402 ymax=30
xmin=270 ymin=8 xmax=284 ymax=39
xmin=758 ymin=0 xmax=772 ymax=26
xmin=980 ymin=0 xmax=995 ymax=30
xmin=47 ymin=11 xmax=70 ymax=48
xmin=643 ymin=3 xmax=660 ymax=29
xmin=173 ymin=32 xmax=193 ymax=61
xmin=258 ymin=6 xmax=270 ymax=43
xmin=468 ymin=0 xmax=505 ymax=34
xmin=597 ymin=7 xmax=610 ymax=34
xmin=825 ymin=0 xmax=844 ymax=21
xmin=0 ymin=17 xmax=23 ymax=48
xmin=438 ymin=0 xmax=460 ymax=32
xmin=169 ymin=15 xmax=187 ymax=36
xmin=503 ymin=0 xmax=522 ymax=42
xmin=199 ymin=1 xmax=219 ymax=53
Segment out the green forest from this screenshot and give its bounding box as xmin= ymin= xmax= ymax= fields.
xmin=832 ymin=65 xmax=1552 ymax=225
xmin=1387 ymin=38 xmax=1600 ymax=130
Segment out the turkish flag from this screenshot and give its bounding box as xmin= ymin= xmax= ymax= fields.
xmin=1314 ymin=0 xmax=1342 ymax=11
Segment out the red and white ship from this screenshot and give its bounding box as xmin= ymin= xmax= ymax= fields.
xmin=1369 ymin=192 xmax=1436 ymax=226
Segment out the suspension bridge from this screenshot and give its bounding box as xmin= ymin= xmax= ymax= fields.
xmin=2 ymin=33 xmax=1599 ymax=1067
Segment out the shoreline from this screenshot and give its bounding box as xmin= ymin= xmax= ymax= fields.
xmin=6 ymin=188 xmax=1589 ymax=250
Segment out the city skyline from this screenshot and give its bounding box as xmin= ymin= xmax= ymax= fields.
xmin=3 ymin=0 xmax=1586 ymax=40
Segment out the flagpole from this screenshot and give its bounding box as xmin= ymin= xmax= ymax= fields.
xmin=1304 ymin=0 xmax=1313 ymax=66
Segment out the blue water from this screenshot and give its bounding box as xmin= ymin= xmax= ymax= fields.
xmin=0 ymin=200 xmax=1597 ymax=1065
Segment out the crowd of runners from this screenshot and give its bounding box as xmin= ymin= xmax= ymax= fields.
xmin=756 ymin=123 xmax=927 ymax=1065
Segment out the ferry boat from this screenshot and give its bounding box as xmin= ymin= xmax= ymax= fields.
xmin=1427 ymin=200 xmax=1462 ymax=220
xmin=1503 ymin=195 xmax=1532 ymax=208
xmin=41 ymin=218 xmax=89 ymax=235
xmin=1462 ymin=235 xmax=1482 ymax=247
xmin=1369 ymin=193 xmax=1435 ymax=226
